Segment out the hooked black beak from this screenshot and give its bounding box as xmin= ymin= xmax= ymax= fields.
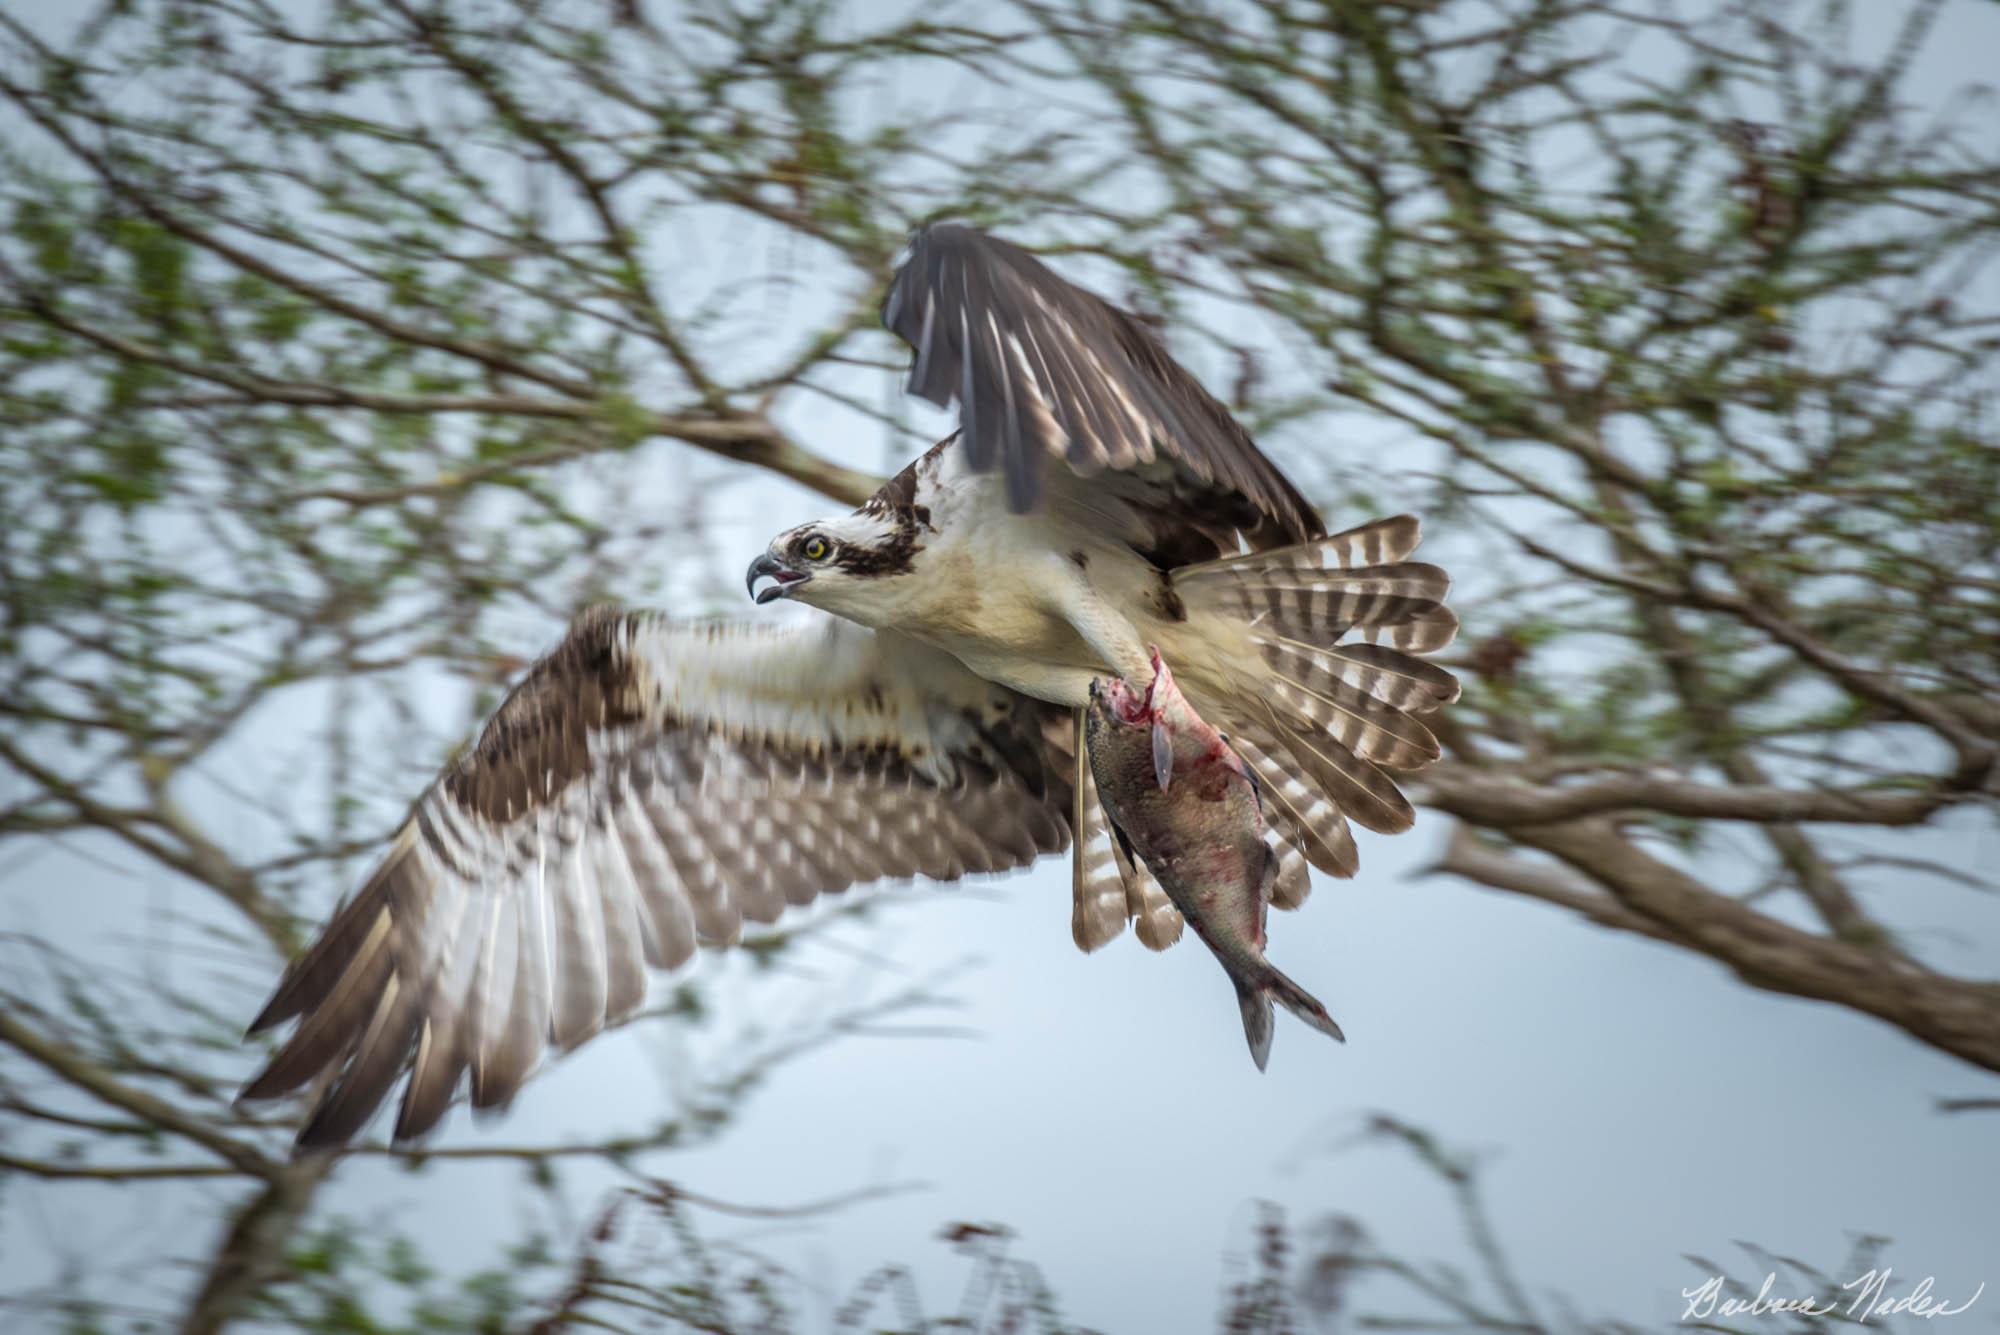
xmin=746 ymin=552 xmax=809 ymax=605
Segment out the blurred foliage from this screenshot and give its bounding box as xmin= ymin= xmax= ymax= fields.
xmin=1 ymin=0 xmax=1995 ymax=1330
xmin=190 ymin=1116 xmax=1945 ymax=1335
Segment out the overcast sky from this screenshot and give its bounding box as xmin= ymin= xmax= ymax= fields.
xmin=2 ymin=2 xmax=1997 ymax=1331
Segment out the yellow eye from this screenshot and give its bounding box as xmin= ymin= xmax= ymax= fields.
xmin=803 ymin=536 xmax=830 ymax=561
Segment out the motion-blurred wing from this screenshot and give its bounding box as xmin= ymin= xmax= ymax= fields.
xmin=882 ymin=223 xmax=1322 ymax=556
xmin=241 ymin=610 xmax=1072 ymax=1150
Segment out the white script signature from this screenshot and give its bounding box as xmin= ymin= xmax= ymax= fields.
xmin=1682 ymin=1269 xmax=1985 ymax=1322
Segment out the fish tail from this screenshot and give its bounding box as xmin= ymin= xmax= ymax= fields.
xmin=1232 ymin=974 xmax=1277 ymax=1072
xmin=1230 ymin=955 xmax=1346 ymax=1071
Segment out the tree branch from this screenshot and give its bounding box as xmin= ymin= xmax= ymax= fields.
xmin=1421 ymin=766 xmax=1973 ymax=829
xmin=1487 ymin=818 xmax=2000 ymax=1074
xmin=0 ymin=1009 xmax=273 ymax=1178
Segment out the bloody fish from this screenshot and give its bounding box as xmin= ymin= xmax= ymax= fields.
xmin=1085 ymin=648 xmax=1346 ymax=1068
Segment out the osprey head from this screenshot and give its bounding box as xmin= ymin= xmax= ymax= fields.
xmin=746 ymin=510 xmax=918 ymax=619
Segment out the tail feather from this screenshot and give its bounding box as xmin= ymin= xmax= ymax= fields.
xmin=1171 ymin=513 xmax=1460 ymax=882
xmin=1068 ymin=709 xmax=1131 ymax=953
xmin=1177 ymin=514 xmax=1424 ymax=578
xmin=1186 ymin=563 xmax=1448 ymax=599
xmin=1226 ymin=726 xmax=1358 ymax=879
xmin=1111 ymin=827 xmax=1187 ymax=950
xmin=1231 ymin=955 xmax=1346 ymax=1071
xmin=1176 ymin=505 xmax=1458 ymax=660
xmin=1253 ymin=635 xmax=1460 ymax=716
xmin=1364 ymin=604 xmax=1460 ymax=655
xmin=1264 ymin=834 xmax=1311 ymax=910
xmin=1249 ymin=692 xmax=1415 ymax=835
xmin=1068 ymin=707 xmax=1186 ymax=953
xmin=1184 ymin=563 xmax=1452 ymax=648
xmin=1266 ymin=671 xmax=1440 ymax=771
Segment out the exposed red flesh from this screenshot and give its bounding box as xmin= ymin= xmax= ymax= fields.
xmin=1104 ymin=648 xmax=1236 ymax=772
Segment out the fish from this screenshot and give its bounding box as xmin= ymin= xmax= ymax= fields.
xmin=1084 ymin=647 xmax=1346 ymax=1069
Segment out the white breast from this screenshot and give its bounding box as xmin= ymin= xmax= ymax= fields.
xmin=890 ymin=455 xmax=1166 ymax=705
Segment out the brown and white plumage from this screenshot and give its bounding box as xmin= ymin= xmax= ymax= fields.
xmin=243 ymin=612 xmax=1070 ymax=1149
xmin=245 ymin=223 xmax=1459 ymax=1147
xmin=882 ymin=223 xmax=1322 ymax=560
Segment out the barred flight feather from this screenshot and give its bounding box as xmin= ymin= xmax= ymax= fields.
xmin=1062 ymin=708 xmax=1185 ymax=952
xmin=1174 ymin=514 xmax=1424 ymax=579
xmin=1249 ymin=691 xmax=1414 ymax=836
xmin=243 ymin=612 xmax=1074 ymax=1151
xmin=1116 ymin=833 xmax=1185 ymax=951
xmin=1224 ymin=725 xmax=1360 ymax=880
xmin=1171 ymin=523 xmax=1459 ymax=857
xmin=1264 ymin=836 xmax=1312 ymax=911
xmin=1191 ymin=564 xmax=1452 ymax=644
xmin=1364 ymin=604 xmax=1461 ymax=655
xmin=1251 ymin=636 xmax=1461 ymax=717
xmin=1264 ymin=674 xmax=1442 ymax=771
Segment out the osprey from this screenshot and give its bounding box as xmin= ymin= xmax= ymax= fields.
xmin=241 ymin=225 xmax=1459 ymax=1149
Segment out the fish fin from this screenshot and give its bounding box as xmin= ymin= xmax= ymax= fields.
xmin=1251 ymin=844 xmax=1281 ymax=949
xmin=1151 ymin=719 xmax=1174 ymax=792
xmin=1234 ymin=976 xmax=1275 ymax=1072
xmin=1230 ymin=954 xmax=1345 ymax=1070
xmin=1261 ymin=960 xmax=1346 ymax=1046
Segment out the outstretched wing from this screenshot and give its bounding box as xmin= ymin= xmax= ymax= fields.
xmin=882 ymin=223 xmax=1323 ymax=557
xmin=241 ymin=610 xmax=1072 ymax=1151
